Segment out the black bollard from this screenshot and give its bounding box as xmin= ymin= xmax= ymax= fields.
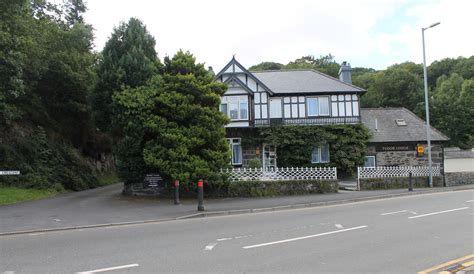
xmin=174 ymin=180 xmax=180 ymax=205
xmin=408 ymin=172 xmax=413 ymax=191
xmin=197 ymin=179 xmax=204 ymax=211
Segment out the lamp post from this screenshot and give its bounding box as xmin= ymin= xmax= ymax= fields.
xmin=422 ymin=22 xmax=440 ymax=188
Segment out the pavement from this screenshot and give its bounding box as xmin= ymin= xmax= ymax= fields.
xmin=0 ymin=183 xmax=473 ymax=235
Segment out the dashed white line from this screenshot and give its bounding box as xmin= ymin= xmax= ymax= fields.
xmin=335 ymin=224 xmax=344 ymax=229
xmin=204 ymin=242 xmax=218 ymax=251
xmin=216 ymin=237 xmax=232 ymax=241
xmin=466 ymin=200 xmax=474 ymax=203
xmin=76 ymin=263 xmax=139 ymax=273
xmin=408 ymin=207 xmax=469 ymax=219
xmin=242 ymin=225 xmax=368 ymax=249
xmin=380 ymin=210 xmax=408 ymax=216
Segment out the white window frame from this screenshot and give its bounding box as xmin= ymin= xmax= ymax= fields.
xmin=227 ymin=138 xmax=242 ymax=165
xmin=364 ymin=156 xmax=376 ymax=168
xmin=220 ymin=96 xmax=249 ymax=121
xmin=307 ymin=96 xmax=330 ymax=117
xmin=311 ymin=143 xmax=330 ymax=164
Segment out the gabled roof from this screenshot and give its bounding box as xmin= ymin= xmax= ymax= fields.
xmin=223 ymin=76 xmax=253 ymax=94
xmin=251 ymin=69 xmax=365 ymax=94
xmin=361 ymin=108 xmax=449 ymax=143
xmin=215 ymin=57 xmax=274 ymax=95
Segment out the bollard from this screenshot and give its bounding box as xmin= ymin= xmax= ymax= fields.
xmin=174 ymin=180 xmax=180 ymax=205
xmin=408 ymin=172 xmax=413 ymax=191
xmin=197 ymin=179 xmax=204 ymax=211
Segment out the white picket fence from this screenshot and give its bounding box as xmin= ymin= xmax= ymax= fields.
xmin=221 ymin=167 xmax=337 ymax=182
xmin=357 ymin=165 xmax=440 ymax=179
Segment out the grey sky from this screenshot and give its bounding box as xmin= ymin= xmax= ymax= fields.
xmin=83 ymin=0 xmax=473 ymax=71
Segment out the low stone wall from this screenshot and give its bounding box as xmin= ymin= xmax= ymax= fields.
xmin=359 ymin=176 xmax=443 ymax=190
xmin=445 ymin=172 xmax=474 ymax=186
xmin=227 ymin=180 xmax=338 ymax=197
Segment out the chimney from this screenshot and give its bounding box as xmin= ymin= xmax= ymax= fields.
xmin=338 ymin=61 xmax=352 ymax=84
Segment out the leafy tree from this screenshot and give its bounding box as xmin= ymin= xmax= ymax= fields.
xmin=93 ymin=17 xmax=161 ymax=131
xmin=431 ymin=74 xmax=474 ymax=148
xmin=249 ymin=62 xmax=284 ymax=71
xmin=114 ymin=51 xmax=230 ymax=192
xmin=286 ymin=54 xmax=340 ymax=77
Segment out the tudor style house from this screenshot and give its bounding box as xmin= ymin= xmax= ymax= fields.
xmin=215 ymin=57 xmax=365 ymax=169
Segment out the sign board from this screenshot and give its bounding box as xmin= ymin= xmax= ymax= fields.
xmin=143 ymin=174 xmax=163 ymax=189
xmin=0 ymin=170 xmax=20 ymax=175
xmin=375 ymin=145 xmax=414 ymax=152
xmin=417 ymin=145 xmax=425 ymax=157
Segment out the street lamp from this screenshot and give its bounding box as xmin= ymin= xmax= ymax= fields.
xmin=422 ymin=22 xmax=440 ymax=188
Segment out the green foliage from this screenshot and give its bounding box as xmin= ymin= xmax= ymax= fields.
xmin=249 ymin=62 xmax=284 ymax=71
xmin=93 ymin=17 xmax=161 ymax=131
xmin=227 ymin=180 xmax=338 ymax=197
xmin=247 ymin=158 xmax=262 ymax=169
xmin=114 ymin=50 xmax=230 ymax=192
xmin=239 ymin=124 xmax=371 ymax=176
xmin=0 ymin=127 xmax=98 ymax=191
xmin=249 ymin=54 xmax=341 ymax=78
xmin=431 ymin=75 xmax=474 ymax=149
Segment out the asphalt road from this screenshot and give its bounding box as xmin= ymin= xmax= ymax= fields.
xmin=1 ymin=190 xmax=473 ymax=273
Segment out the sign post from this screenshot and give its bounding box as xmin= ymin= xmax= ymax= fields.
xmin=197 ymin=179 xmax=204 ymax=211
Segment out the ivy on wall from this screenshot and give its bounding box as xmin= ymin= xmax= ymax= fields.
xmin=227 ymin=124 xmax=371 ymax=176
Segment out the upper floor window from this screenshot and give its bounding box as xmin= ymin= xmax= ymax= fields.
xmin=220 ymin=96 xmax=248 ymax=121
xmin=311 ymin=143 xmax=330 ymax=163
xmin=307 ymin=97 xmax=329 ymax=117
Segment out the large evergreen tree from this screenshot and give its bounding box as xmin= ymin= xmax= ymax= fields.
xmin=93 ymin=17 xmax=161 ymax=131
xmin=114 ymin=51 xmax=229 ymax=192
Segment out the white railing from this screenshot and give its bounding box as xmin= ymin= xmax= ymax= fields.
xmin=221 ymin=167 xmax=337 ymax=182
xmin=358 ymin=165 xmax=440 ymax=179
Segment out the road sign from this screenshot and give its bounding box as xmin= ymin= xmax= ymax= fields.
xmin=417 ymin=145 xmax=425 ymax=157
xmin=0 ymin=170 xmax=20 ymax=175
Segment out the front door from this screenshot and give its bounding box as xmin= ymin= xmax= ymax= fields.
xmin=262 ymin=144 xmax=277 ymax=171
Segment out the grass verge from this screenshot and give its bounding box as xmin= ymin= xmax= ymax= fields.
xmin=97 ymin=172 xmax=121 ymax=186
xmin=0 ymin=186 xmax=58 ymax=205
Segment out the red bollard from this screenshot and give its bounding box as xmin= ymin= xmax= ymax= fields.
xmin=197 ymin=179 xmax=204 ymax=211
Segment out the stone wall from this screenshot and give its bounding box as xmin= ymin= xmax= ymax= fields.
xmin=227 ymin=180 xmax=338 ymax=197
xmin=359 ymin=176 xmax=443 ymax=190
xmin=367 ymin=143 xmax=444 ymax=167
xmin=445 ymin=172 xmax=474 ymax=186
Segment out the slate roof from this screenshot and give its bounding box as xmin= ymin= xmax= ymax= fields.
xmin=251 ymin=69 xmax=365 ymax=94
xmin=361 ymin=108 xmax=449 ymax=143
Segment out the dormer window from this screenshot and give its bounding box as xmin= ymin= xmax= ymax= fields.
xmin=395 ymin=119 xmax=407 ymax=126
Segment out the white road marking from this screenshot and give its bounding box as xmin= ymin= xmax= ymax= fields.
xmin=204 ymin=242 xmax=218 ymax=251
xmin=242 ymin=225 xmax=368 ymax=249
xmin=216 ymin=237 xmax=232 ymax=241
xmin=4 ymin=271 xmax=15 ymax=274
xmin=466 ymin=200 xmax=474 ymax=203
xmin=335 ymin=224 xmax=344 ymax=229
xmin=76 ymin=263 xmax=139 ymax=273
xmin=408 ymin=207 xmax=469 ymax=219
xmin=380 ymin=210 xmax=407 ymax=215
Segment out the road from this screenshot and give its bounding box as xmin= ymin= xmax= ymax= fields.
xmin=1 ymin=190 xmax=473 ymax=273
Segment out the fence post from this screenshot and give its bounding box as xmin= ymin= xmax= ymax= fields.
xmin=408 ymin=172 xmax=413 ymax=191
xmin=174 ymin=180 xmax=180 ymax=205
xmin=357 ymin=167 xmax=361 ymax=191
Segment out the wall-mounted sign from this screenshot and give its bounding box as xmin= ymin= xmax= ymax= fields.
xmin=376 ymin=145 xmax=414 ymax=152
xmin=143 ymin=174 xmax=163 ymax=189
xmin=417 ymin=145 xmax=425 ymax=157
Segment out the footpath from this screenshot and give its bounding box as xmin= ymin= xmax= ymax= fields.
xmin=1 ymin=183 xmax=473 ymax=236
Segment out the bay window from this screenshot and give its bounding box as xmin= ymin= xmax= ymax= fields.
xmin=220 ymin=96 xmax=249 ymax=121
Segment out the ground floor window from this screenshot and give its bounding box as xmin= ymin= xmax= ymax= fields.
xmin=364 ymin=156 xmax=376 ymax=168
xmin=227 ymin=138 xmax=242 ymax=165
xmin=311 ymin=143 xmax=330 ymax=163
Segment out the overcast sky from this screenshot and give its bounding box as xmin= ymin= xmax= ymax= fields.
xmin=83 ymin=0 xmax=473 ymax=71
